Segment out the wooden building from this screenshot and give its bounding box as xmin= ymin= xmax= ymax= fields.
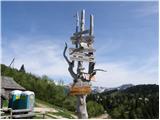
xmin=1 ymin=76 xmax=25 ymax=107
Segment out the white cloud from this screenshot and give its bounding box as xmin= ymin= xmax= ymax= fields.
xmin=2 ymin=35 xmax=158 ymax=87
xmin=2 ymin=36 xmax=72 ymax=81
xmin=95 ymin=38 xmax=122 ymax=56
xmin=92 ymin=58 xmax=158 ymax=87
xmin=134 ymin=2 xmax=158 ymax=17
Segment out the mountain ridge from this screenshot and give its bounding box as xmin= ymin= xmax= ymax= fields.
xmin=1 ymin=64 xmax=159 ymax=119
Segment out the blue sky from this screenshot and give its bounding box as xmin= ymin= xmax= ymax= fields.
xmin=1 ymin=1 xmax=159 ymax=87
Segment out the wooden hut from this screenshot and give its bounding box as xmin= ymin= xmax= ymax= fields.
xmin=1 ymin=76 xmax=25 ymax=107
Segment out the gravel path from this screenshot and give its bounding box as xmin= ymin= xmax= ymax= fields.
xmin=91 ymin=113 xmax=110 ymax=119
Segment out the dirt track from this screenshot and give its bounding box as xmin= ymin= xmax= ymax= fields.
xmin=91 ymin=113 xmax=110 ymax=119
xmin=35 ymin=102 xmax=108 ymax=119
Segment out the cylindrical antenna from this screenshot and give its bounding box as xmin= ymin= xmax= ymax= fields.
xmin=90 ymin=14 xmax=94 ymax=36
xmin=81 ymin=9 xmax=85 ymax=31
xmin=76 ymin=12 xmax=79 ymax=33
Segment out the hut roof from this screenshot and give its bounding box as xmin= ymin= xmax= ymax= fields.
xmin=1 ymin=76 xmax=25 ymax=90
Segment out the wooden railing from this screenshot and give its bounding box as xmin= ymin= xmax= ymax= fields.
xmin=0 ymin=108 xmax=12 ymax=119
xmin=0 ymin=108 xmax=46 ymax=119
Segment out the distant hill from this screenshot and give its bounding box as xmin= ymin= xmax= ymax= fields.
xmin=1 ymin=64 xmax=158 ymax=118
xmin=1 ymin=64 xmax=104 ymax=118
xmin=87 ymin=84 xmax=159 ymax=119
xmin=116 ymin=84 xmax=134 ymax=90
xmin=92 ymin=84 xmax=134 ymax=93
xmin=1 ymin=64 xmax=76 ymax=112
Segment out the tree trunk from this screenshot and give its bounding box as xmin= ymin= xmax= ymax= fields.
xmin=77 ymin=95 xmax=88 ymax=119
